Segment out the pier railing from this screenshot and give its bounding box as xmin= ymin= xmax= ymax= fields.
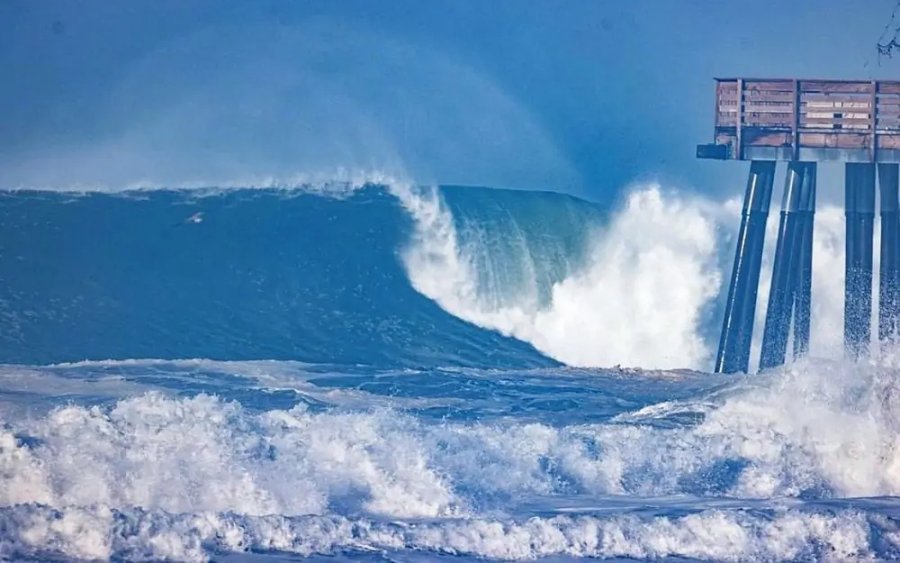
xmin=699 ymin=78 xmax=900 ymax=161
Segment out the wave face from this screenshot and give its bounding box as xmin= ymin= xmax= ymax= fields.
xmin=0 ymin=186 xmax=558 ymax=368
xmin=2 ymin=181 xmax=899 ymax=561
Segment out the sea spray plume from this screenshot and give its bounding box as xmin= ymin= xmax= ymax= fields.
xmin=749 ymin=204 xmax=857 ymax=370
xmin=530 ymin=187 xmax=721 ymax=368
xmin=0 ymin=21 xmax=577 ymax=192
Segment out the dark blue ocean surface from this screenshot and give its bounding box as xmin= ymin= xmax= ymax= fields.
xmin=1 ymin=184 xmax=899 ymax=561
xmin=0 ymin=187 xmax=557 ymax=367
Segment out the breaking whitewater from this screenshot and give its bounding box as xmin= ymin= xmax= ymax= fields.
xmin=2 ymin=180 xmax=900 ymax=561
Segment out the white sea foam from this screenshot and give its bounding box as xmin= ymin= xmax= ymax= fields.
xmin=0 ymin=504 xmax=879 ymax=562
xmin=3 ymin=354 xmax=900 ymax=559
xmin=3 ymin=358 xmax=900 ymax=518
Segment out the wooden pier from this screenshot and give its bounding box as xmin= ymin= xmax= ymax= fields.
xmin=699 ymin=78 xmax=900 ymax=374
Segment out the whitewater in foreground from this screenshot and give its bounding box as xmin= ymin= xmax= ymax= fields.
xmin=1 ymin=182 xmax=898 ymax=561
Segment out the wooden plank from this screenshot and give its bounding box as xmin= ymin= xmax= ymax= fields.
xmin=743 ymin=80 xmax=793 ymax=91
xmin=802 ymin=81 xmax=871 ymax=93
xmin=878 ymin=82 xmax=900 ymax=94
xmin=802 ymin=113 xmax=872 ymax=121
xmin=802 ymin=107 xmax=871 ymax=115
xmin=802 ymin=101 xmax=871 ymax=111
xmin=800 ymin=94 xmax=871 ymax=107
xmin=742 ymin=105 xmax=792 ymax=115
xmin=716 ymin=81 xmax=737 ymax=94
xmin=744 ymin=99 xmax=792 ymax=106
xmin=798 ymin=131 xmax=870 ymax=148
xmin=743 ymin=91 xmax=795 ymax=102
xmin=717 ymin=112 xmax=739 ymax=125
xmin=743 ymin=114 xmax=792 ymax=126
xmin=743 ymin=129 xmax=791 ymax=146
xmin=742 ymin=103 xmax=793 ymax=112
xmin=802 ymin=111 xmax=871 ymax=119
xmin=803 ymin=101 xmax=871 ymax=108
xmin=801 ymin=117 xmax=872 ymax=125
xmin=802 ymin=109 xmax=871 ymax=115
xmin=878 ymin=134 xmax=900 ymax=149
xmin=718 ymin=95 xmax=739 ymax=103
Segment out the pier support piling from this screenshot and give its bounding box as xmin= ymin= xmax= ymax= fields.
xmin=697 ymin=78 xmax=900 ymax=371
xmin=844 ymin=163 xmax=876 ymax=358
xmin=879 ymin=163 xmax=900 ymax=342
xmin=760 ymin=162 xmax=817 ymax=370
xmin=715 ymin=160 xmax=776 ymax=373
xmin=791 ymin=165 xmax=816 ymax=360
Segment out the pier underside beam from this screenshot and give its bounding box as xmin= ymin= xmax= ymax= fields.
xmin=845 ymin=163 xmax=876 ymax=358
xmin=760 ymin=161 xmax=816 ymax=370
xmin=715 ymin=160 xmax=776 ymax=374
xmin=879 ymin=163 xmax=900 ymax=343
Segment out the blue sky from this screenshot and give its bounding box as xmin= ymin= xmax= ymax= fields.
xmin=2 ymin=0 xmax=900 ymax=199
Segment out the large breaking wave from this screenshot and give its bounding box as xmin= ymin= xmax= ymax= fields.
xmin=394 ymin=183 xmax=723 ymax=368
xmin=0 ymin=180 xmax=857 ymax=369
xmin=389 ymin=180 xmax=851 ymax=370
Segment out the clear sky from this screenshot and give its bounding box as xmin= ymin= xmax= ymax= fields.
xmin=2 ymin=0 xmax=900 ymax=200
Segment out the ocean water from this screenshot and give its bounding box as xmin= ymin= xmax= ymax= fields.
xmin=2 ymin=182 xmax=900 ymax=561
